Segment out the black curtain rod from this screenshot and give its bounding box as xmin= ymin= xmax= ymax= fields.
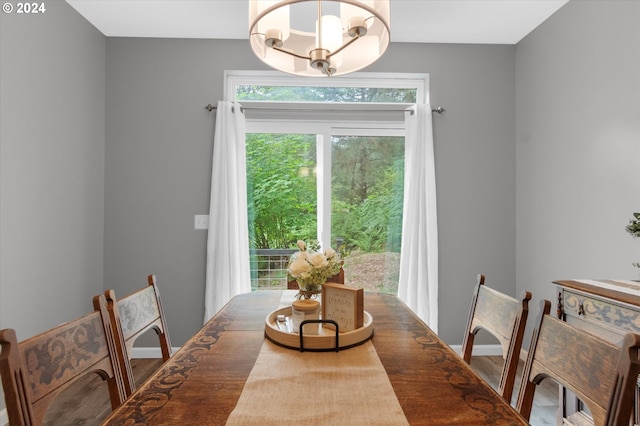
xmin=204 ymin=103 xmax=445 ymax=114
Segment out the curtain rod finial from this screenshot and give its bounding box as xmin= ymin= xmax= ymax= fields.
xmin=432 ymin=106 xmax=445 ymax=114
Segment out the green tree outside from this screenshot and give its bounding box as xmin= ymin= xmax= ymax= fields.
xmin=246 ymin=133 xmax=317 ymax=249
xmin=246 ymin=133 xmax=404 ymax=253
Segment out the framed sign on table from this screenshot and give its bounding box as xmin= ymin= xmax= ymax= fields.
xmin=321 ymin=282 xmax=364 ymax=332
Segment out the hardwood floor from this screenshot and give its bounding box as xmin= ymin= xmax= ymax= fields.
xmin=470 ymin=355 xmax=559 ymax=425
xmin=4 ymin=356 xmax=558 ymax=425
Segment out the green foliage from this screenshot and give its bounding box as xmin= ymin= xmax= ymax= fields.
xmin=331 ymin=136 xmax=404 ymax=253
xmin=626 ymin=212 xmax=640 ymax=238
xmin=246 ymin=120 xmax=405 ymax=254
xmin=246 ymin=133 xmax=317 ymax=249
xmin=237 ymin=86 xmax=416 ymax=103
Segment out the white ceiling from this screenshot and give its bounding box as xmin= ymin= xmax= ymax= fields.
xmin=66 ymin=0 xmax=569 ymax=45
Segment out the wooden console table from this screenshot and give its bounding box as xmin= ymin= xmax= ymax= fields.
xmin=554 ymin=279 xmax=640 ymax=426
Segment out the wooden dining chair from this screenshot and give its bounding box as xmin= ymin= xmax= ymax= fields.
xmin=104 ymin=274 xmax=172 ymax=396
xmin=516 ymin=300 xmax=640 ymax=425
xmin=461 ymin=274 xmax=532 ymax=402
xmin=0 ymin=294 xmax=127 ymax=426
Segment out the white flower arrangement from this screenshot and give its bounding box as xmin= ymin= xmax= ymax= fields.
xmin=288 ymin=240 xmax=342 ymax=292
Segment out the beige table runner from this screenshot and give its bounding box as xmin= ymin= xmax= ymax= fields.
xmin=226 ymin=292 xmax=409 ymax=425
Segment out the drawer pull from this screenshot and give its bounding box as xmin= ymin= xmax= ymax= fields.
xmin=577 ymin=303 xmax=585 ymax=316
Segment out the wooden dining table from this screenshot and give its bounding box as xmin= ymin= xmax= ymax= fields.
xmin=101 ymin=290 xmax=527 ymax=425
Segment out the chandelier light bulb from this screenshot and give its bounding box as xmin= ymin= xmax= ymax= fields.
xmin=347 ymin=16 xmax=368 ymax=37
xmin=264 ymin=29 xmax=284 ymax=48
xmin=316 ymin=14 xmax=342 ymax=52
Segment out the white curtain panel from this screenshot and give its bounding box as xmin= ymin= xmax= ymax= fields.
xmin=398 ymin=104 xmax=439 ymax=332
xmin=204 ymin=101 xmax=252 ymax=323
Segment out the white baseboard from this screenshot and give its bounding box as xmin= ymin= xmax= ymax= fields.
xmin=1 ymin=408 xmax=7 ymax=426
xmin=448 ymin=344 xmax=502 ymax=357
xmin=131 ymin=346 xmax=181 ymax=359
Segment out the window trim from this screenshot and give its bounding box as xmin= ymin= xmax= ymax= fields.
xmin=225 ymin=70 xmax=429 ymax=105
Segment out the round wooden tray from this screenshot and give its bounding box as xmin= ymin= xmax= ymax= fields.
xmin=264 ymin=306 xmax=374 ymax=352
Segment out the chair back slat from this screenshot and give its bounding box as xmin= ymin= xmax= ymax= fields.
xmin=117 ymin=286 xmax=162 ymax=343
xmin=516 ymin=300 xmax=640 ymax=425
xmin=0 ymin=295 xmax=126 ymax=426
xmin=21 ymin=313 xmax=113 ymax=402
xmin=461 ymin=274 xmax=531 ymax=402
xmin=471 ymin=286 xmax=521 ymax=353
xmin=105 ymin=274 xmax=172 ymax=396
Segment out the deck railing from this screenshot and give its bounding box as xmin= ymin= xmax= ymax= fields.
xmin=249 ymin=249 xmax=297 ymax=290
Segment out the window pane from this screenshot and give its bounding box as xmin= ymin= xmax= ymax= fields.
xmin=246 ymin=133 xmax=317 ymax=290
xmin=331 ymin=135 xmax=404 ymax=294
xmin=237 ymin=86 xmax=416 ymax=103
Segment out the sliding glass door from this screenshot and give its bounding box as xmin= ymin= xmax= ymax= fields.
xmin=246 ymin=124 xmax=404 ymax=294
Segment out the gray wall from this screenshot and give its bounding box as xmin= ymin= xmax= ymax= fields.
xmin=104 ymin=38 xmax=268 ymax=346
xmin=516 ymin=0 xmax=640 ymax=339
xmin=0 ymin=0 xmax=106 ymax=413
xmin=104 ymin=38 xmax=516 ymax=346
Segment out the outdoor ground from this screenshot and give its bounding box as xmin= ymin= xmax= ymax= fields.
xmin=343 ymin=250 xmax=400 ymax=294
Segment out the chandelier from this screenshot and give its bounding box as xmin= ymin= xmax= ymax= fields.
xmin=249 ymin=0 xmax=390 ymax=77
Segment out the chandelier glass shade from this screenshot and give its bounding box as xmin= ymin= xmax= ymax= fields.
xmin=249 ymin=0 xmax=390 ymax=77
